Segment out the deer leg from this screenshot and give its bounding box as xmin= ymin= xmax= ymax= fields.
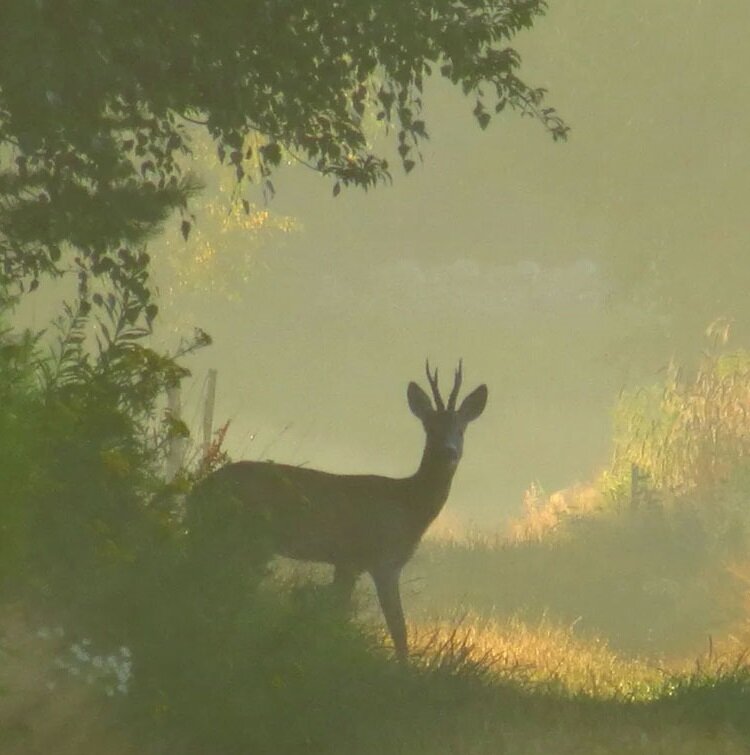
xmin=371 ymin=566 xmax=408 ymax=660
xmin=332 ymin=564 xmax=359 ymax=609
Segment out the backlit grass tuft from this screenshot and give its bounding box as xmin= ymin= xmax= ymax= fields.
xmin=411 ymin=615 xmax=661 ymax=700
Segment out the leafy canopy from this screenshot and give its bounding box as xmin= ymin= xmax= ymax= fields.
xmin=0 ymin=0 xmax=566 ymax=297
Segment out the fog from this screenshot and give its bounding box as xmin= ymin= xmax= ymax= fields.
xmin=21 ymin=0 xmax=750 ymax=529
xmin=6 ymin=2 xmax=750 ymax=750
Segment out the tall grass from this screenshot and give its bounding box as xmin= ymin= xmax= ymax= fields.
xmin=611 ymin=321 xmax=750 ymax=500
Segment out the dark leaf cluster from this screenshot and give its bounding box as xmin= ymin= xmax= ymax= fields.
xmin=0 ymin=0 xmax=566 ymax=297
xmin=0 ymin=285 xmax=208 ymax=626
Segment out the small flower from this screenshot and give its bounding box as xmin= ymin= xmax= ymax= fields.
xmin=71 ymin=643 xmax=90 ymax=662
xmin=48 ymin=635 xmax=135 ymax=700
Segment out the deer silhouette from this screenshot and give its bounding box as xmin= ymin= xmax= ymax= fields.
xmin=188 ymin=361 xmax=487 ymax=659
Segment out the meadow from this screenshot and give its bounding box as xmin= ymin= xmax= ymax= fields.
xmin=2 ymin=318 xmax=750 ymax=754
xmin=3 ymin=554 xmax=750 ymax=755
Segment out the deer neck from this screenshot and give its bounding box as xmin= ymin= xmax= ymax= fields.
xmin=408 ymin=445 xmax=458 ymax=528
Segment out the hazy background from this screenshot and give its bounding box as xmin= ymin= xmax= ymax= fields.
xmin=20 ymin=0 xmax=750 ymax=529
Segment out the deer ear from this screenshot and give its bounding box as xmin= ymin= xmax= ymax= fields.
xmin=407 ymin=382 xmax=433 ymax=420
xmin=458 ymin=384 xmax=487 ymax=423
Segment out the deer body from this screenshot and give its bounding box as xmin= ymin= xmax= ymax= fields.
xmin=189 ymin=362 xmax=487 ymax=659
xmin=199 ymin=457 xmax=454 ymax=569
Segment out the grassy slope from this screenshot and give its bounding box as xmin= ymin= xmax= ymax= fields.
xmin=405 ymin=511 xmax=746 ymax=658
xmin=3 ymin=572 xmax=750 ymax=755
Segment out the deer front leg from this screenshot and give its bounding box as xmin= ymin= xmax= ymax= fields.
xmin=371 ymin=565 xmax=408 ymax=660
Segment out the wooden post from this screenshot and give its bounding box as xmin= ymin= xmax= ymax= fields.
xmin=202 ymin=369 xmax=218 ymax=461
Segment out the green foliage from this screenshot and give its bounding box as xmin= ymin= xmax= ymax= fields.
xmin=0 ymin=323 xmax=43 ymax=578
xmin=6 ymin=575 xmax=750 ymax=755
xmin=2 ymin=332 xmax=750 ymax=755
xmin=0 ymin=279 xmax=204 ymax=626
xmin=128 ymin=580 xmax=384 ymax=753
xmin=0 ymin=0 xmax=566 ymax=299
xmin=5 ymin=294 xmax=750 ymax=754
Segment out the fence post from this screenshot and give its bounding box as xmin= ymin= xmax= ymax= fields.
xmin=202 ymin=369 xmax=218 ymax=462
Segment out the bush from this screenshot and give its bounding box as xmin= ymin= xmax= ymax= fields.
xmin=0 ymin=289 xmax=192 ymax=631
xmin=0 ymin=324 xmax=42 ymax=580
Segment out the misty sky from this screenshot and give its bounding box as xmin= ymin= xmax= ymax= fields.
xmin=19 ymin=0 xmax=750 ymax=530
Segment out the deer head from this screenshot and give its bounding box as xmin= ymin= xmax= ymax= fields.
xmin=407 ymin=360 xmax=488 ymax=467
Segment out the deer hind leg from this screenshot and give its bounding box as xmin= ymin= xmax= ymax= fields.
xmin=371 ymin=566 xmax=408 ymax=660
xmin=331 ymin=564 xmax=360 ymax=609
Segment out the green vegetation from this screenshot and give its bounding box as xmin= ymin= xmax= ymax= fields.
xmin=4 ymin=586 xmax=750 ymax=754
xmin=2 ymin=305 xmax=750 ymax=753
xmin=0 ymin=0 xmax=566 ymax=308
xmin=2 ymin=5 xmax=748 ymax=753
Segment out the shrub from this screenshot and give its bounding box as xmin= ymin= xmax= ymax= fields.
xmin=0 ymin=287 xmax=195 ymax=632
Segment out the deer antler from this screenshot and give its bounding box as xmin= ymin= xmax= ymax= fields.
xmin=425 ymin=359 xmax=445 ymax=411
xmin=447 ymin=359 xmax=463 ymax=411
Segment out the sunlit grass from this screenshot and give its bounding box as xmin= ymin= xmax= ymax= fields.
xmin=411 ymin=615 xmax=661 ymax=700
xmin=407 ymin=505 xmax=746 ymax=658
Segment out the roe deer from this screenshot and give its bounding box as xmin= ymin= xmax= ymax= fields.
xmin=188 ymin=361 xmax=487 ymax=659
